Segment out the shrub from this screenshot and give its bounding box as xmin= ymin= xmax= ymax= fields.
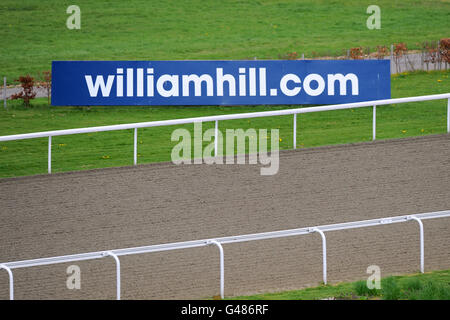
xmin=349 ymin=47 xmax=364 ymax=60
xmin=440 ymin=38 xmax=450 ymax=63
xmin=403 ymin=278 xmax=423 ymax=292
xmin=375 ymin=45 xmax=389 ymax=59
xmin=381 ymin=277 xmax=401 ymax=300
xmin=10 ymin=75 xmax=36 ymax=107
xmin=411 ymin=281 xmax=450 ymax=300
xmin=354 ymin=280 xmax=381 ymax=297
xmin=393 ymin=43 xmax=408 ymax=73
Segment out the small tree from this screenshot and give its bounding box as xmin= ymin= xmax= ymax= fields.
xmin=10 ymin=75 xmax=37 ymax=107
xmin=439 ymin=38 xmax=450 ymax=63
xmin=375 ymin=45 xmax=389 ymax=60
xmin=393 ymin=43 xmax=408 ymax=73
xmin=349 ymin=47 xmax=364 ymax=60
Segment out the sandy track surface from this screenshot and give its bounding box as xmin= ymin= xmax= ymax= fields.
xmin=0 ymin=134 xmax=449 ymax=299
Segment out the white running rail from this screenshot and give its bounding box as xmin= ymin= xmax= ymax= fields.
xmin=1 ymin=210 xmax=449 ymax=300
xmin=0 ymin=93 xmax=449 ymax=173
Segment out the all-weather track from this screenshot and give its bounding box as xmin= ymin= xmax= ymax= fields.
xmin=0 ymin=134 xmax=449 ymax=299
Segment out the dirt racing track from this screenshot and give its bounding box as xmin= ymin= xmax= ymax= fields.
xmin=0 ymin=134 xmax=449 ymax=299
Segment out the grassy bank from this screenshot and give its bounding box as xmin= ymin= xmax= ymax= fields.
xmin=230 ymin=269 xmax=450 ymax=300
xmin=1 ymin=0 xmax=449 ymax=82
xmin=0 ymin=70 xmax=448 ymax=178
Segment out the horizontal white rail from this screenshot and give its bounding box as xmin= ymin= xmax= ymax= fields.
xmin=3 ymin=210 xmax=450 ymax=269
xmin=0 ymin=93 xmax=449 ymax=174
xmin=1 ymin=209 xmax=449 ymax=299
xmin=3 ymin=210 xmax=448 ymax=269
xmin=0 ymin=93 xmax=449 ymax=142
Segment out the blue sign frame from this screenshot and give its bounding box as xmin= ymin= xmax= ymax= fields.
xmin=51 ymin=60 xmax=390 ymax=106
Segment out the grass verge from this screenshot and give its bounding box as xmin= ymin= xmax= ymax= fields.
xmin=230 ymin=269 xmax=450 ymax=300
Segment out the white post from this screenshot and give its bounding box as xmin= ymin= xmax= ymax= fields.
xmin=373 ymin=105 xmax=376 ymax=140
xmin=293 ymin=114 xmax=297 ymax=149
xmin=312 ymin=228 xmax=327 ymax=285
xmin=208 ymin=240 xmax=224 ymax=299
xmin=409 ymin=216 xmax=424 ymax=273
xmin=48 ymin=136 xmax=52 ymax=174
xmin=447 ymin=98 xmax=449 ymax=133
xmin=134 ymin=128 xmax=137 ymax=165
xmin=103 ymin=251 xmax=121 ymax=300
xmin=214 ymin=120 xmax=219 ymax=157
xmin=3 ymin=77 xmax=6 ymax=110
xmin=0 ymin=265 xmax=14 ymax=300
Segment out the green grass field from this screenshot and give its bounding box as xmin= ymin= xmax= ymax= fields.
xmin=1 ymin=0 xmax=449 ymax=82
xmin=230 ymin=269 xmax=450 ymax=300
xmin=1 ymin=1 xmax=449 ymax=301
xmin=0 ymin=70 xmax=448 ymax=178
xmin=1 ymin=1 xmax=449 ymax=178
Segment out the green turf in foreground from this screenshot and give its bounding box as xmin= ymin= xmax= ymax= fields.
xmin=1 ymin=0 xmax=449 ymax=82
xmin=229 ymin=269 xmax=450 ymax=300
xmin=0 ymin=70 xmax=449 ymax=178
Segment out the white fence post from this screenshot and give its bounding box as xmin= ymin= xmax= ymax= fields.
xmin=293 ymin=114 xmax=297 ymax=149
xmin=134 ymin=128 xmax=137 ymax=166
xmin=0 ymin=265 xmax=14 ymax=300
xmin=48 ymin=136 xmax=52 ymax=174
xmin=447 ymin=98 xmax=449 ymax=133
xmin=103 ymin=251 xmax=121 ymax=300
xmin=373 ymin=105 xmax=376 ymax=140
xmin=409 ymin=216 xmax=425 ymax=273
xmin=208 ymin=240 xmax=224 ymax=299
xmin=311 ymin=228 xmax=327 ymax=285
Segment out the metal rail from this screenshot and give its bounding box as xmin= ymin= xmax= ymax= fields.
xmin=1 ymin=210 xmax=449 ymax=300
xmin=0 ymin=93 xmax=449 ymax=173
xmin=103 ymin=251 xmax=121 ymax=301
xmin=311 ymin=228 xmax=327 ymax=285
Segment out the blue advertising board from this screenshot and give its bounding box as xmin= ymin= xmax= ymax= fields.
xmin=51 ymin=60 xmax=390 ymax=106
